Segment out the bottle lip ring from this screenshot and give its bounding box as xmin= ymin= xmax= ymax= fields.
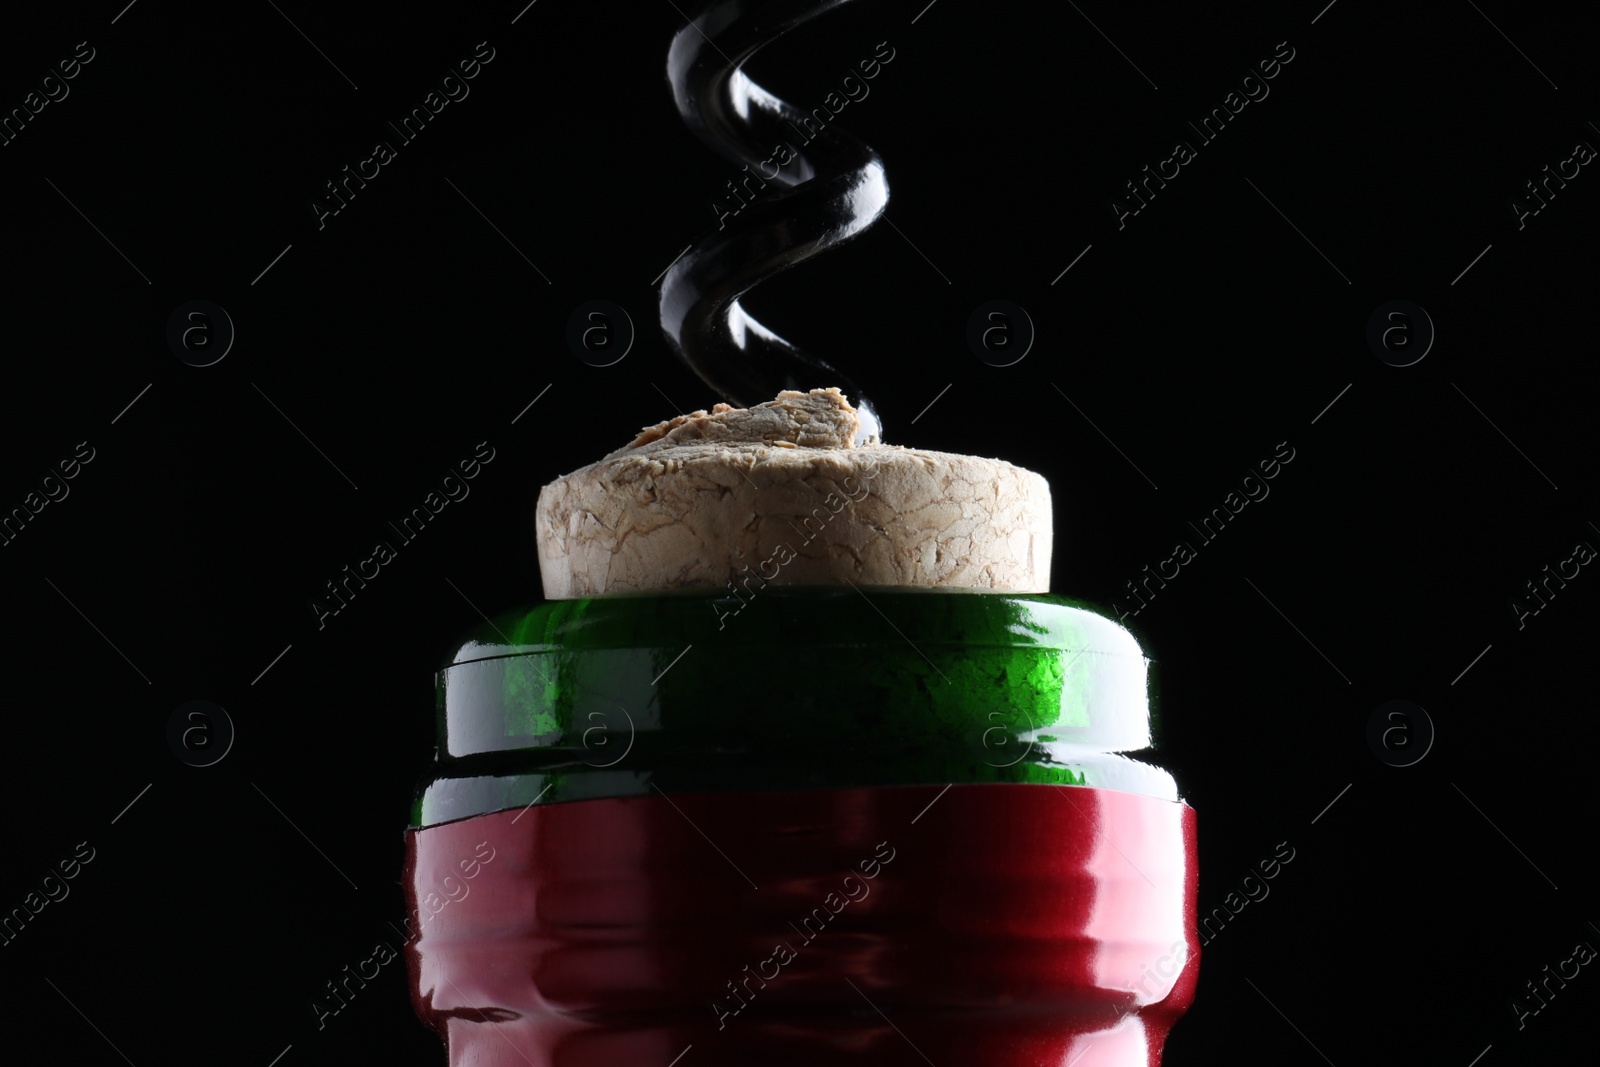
xmin=417 ymin=589 xmax=1176 ymax=824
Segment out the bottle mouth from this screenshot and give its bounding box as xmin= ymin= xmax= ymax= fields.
xmin=413 ymin=588 xmax=1179 ymax=827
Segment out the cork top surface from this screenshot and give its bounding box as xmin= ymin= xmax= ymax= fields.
xmin=602 ymin=387 xmax=866 ymax=458
xmin=535 ymin=388 xmax=1053 ymax=599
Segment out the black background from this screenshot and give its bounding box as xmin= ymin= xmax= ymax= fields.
xmin=3 ymin=1 xmax=1597 ymax=1063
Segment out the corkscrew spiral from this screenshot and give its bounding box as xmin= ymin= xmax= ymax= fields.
xmin=661 ymin=0 xmax=887 ymax=443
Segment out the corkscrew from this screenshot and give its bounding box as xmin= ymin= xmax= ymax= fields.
xmin=660 ymin=0 xmax=887 ymax=444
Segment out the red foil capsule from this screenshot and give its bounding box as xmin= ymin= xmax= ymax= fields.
xmin=405 ymin=782 xmax=1198 ymax=1065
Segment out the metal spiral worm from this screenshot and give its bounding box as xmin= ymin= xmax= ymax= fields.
xmin=661 ymin=0 xmax=887 ymax=444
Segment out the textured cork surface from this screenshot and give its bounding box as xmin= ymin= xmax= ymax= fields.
xmin=535 ymin=388 xmax=1052 ymax=598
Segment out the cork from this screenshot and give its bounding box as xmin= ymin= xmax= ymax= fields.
xmin=534 ymin=387 xmax=1052 ymax=598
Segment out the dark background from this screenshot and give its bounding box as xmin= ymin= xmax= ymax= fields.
xmin=3 ymin=0 xmax=1596 ymax=1063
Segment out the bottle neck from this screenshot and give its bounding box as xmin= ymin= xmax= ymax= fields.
xmin=414 ymin=588 xmax=1175 ymax=827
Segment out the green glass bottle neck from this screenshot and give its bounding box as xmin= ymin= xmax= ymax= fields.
xmin=413 ymin=587 xmax=1173 ymax=827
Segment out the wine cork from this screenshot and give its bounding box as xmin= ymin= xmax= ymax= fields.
xmin=535 ymin=387 xmax=1051 ymax=598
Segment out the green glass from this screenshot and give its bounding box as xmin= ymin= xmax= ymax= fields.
xmin=412 ymin=587 xmax=1172 ymax=827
